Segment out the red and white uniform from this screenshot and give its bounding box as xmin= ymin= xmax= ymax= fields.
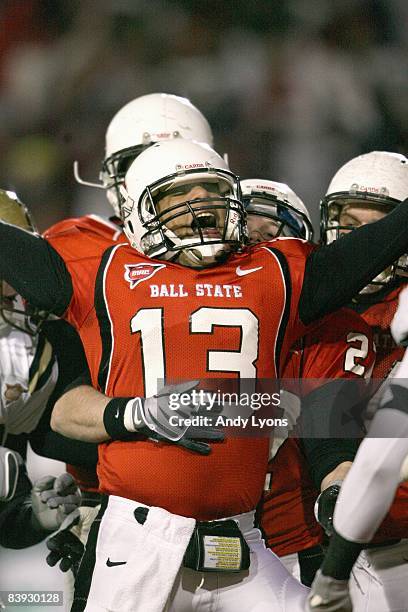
xmin=44 ymin=232 xmax=316 ymax=611
xmin=261 ymin=308 xmax=375 ymax=560
xmin=43 ymin=231 xmax=316 ymax=520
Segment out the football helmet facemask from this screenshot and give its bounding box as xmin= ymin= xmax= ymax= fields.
xmin=120 ymin=139 xmax=246 ymax=268
xmin=242 ymin=179 xmax=313 ymax=243
xmin=321 ymin=151 xmax=408 ymax=292
xmin=100 ymin=93 xmax=214 ymax=217
xmin=0 ymin=190 xmax=46 ymax=335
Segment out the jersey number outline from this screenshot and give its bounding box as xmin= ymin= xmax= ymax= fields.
xmin=131 ymin=307 xmax=259 ymax=396
xmin=344 ymin=332 xmax=374 ymax=378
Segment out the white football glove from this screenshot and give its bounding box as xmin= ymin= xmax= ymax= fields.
xmin=31 ymin=473 xmax=81 ymax=532
xmin=0 ymin=445 xmax=23 ymax=501
xmin=306 ymin=570 xmax=352 ymax=612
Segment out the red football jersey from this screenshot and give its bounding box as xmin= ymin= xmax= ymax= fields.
xmin=261 ymin=308 xmax=375 ymax=556
xmin=357 ymin=284 xmax=408 ymax=542
xmin=44 ymin=231 xmax=316 ymax=520
xmin=44 ymin=214 xmax=126 ymax=492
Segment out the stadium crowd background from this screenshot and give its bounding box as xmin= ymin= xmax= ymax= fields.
xmin=0 ymin=0 xmax=407 ymax=231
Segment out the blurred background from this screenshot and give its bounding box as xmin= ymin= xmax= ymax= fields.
xmin=0 ymin=0 xmax=407 ymax=231
xmin=0 ymin=1 xmax=407 ymax=606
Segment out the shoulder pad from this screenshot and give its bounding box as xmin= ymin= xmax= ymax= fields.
xmin=0 ymin=446 xmax=23 ymax=501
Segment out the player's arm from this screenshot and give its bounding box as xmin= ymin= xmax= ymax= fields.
xmin=300 ymin=198 xmax=408 ymax=324
xmin=0 ymin=221 xmax=73 ymax=315
xmin=51 ymin=377 xmax=223 ymax=455
xmin=51 ymin=383 xmax=109 ymax=443
xmin=300 ymin=380 xmax=364 ymax=483
xmin=0 ymin=447 xmax=80 ymax=548
xmin=29 ymin=430 xmax=98 ymax=467
xmin=300 ymin=377 xmax=369 ymax=536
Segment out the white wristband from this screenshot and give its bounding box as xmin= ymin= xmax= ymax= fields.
xmin=123 ymin=397 xmax=144 ymax=432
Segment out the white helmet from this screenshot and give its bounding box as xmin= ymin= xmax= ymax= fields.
xmin=101 ymin=93 xmax=214 ymax=217
xmin=241 ymin=179 xmax=313 ymax=242
xmin=321 ymin=151 xmax=408 ymax=291
xmin=120 ymin=139 xmax=245 ymax=268
xmin=0 ymin=190 xmax=44 ymax=335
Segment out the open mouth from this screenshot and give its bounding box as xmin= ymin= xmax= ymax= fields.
xmin=191 ymin=212 xmax=222 ymax=239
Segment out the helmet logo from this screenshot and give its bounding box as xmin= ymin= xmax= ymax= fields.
xmin=175 ymin=162 xmax=210 ymax=172
xmin=124 ymin=263 xmax=166 ymax=289
xmin=349 ymin=182 xmax=389 ymax=196
xmin=153 ymin=132 xmax=172 ymax=140
xmin=255 ymin=184 xmax=276 ymax=192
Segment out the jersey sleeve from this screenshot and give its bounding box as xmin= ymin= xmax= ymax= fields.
xmin=44 ymin=220 xmax=122 ymax=329
xmin=0 ymin=221 xmax=72 ymax=314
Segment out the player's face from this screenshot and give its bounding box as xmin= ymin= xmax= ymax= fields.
xmin=247 ymin=214 xmax=280 ymax=244
xmin=155 ymin=181 xmax=230 ymax=241
xmin=338 ymin=202 xmax=387 ymax=234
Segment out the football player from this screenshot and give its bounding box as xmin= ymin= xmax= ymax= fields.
xmin=31 ymin=138 xmax=408 ymax=611
xmin=74 ymin=91 xmax=214 ymax=220
xmin=241 ymin=179 xmax=375 ymax=586
xmin=307 ymin=292 xmax=408 ymax=611
xmin=0 ymin=191 xmax=86 ymax=549
xmin=308 ymin=151 xmax=408 ymax=611
xmin=38 ymin=92 xmax=218 ymax=590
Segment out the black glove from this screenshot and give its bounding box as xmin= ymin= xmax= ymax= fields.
xmin=314 ymin=481 xmax=342 ymax=537
xmin=45 ymin=510 xmax=84 ymax=577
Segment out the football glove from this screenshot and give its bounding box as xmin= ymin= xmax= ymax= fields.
xmin=46 ymin=508 xmax=84 ymax=576
xmin=314 ymin=481 xmax=342 ymax=537
xmin=0 ymin=446 xmax=22 ymax=502
xmin=306 ymin=570 xmax=352 ymax=612
xmin=31 ymin=473 xmax=81 ymax=532
xmin=106 ymin=381 xmax=224 ymax=455
xmin=46 ymin=504 xmax=100 ymax=577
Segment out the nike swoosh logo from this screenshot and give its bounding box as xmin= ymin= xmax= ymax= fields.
xmin=106 ymin=558 xmax=127 ymax=567
xmin=236 ymin=265 xmax=263 ymax=276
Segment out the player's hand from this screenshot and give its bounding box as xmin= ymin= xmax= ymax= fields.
xmin=125 ymin=381 xmax=224 ymax=453
xmin=46 ymin=509 xmax=84 ymax=576
xmin=391 ymin=285 xmax=408 ymax=345
xmin=306 ymin=570 xmax=352 ymax=611
xmin=31 ymin=473 xmax=81 ymax=532
xmin=314 ymin=482 xmax=342 ymax=537
xmin=0 ymin=446 xmax=22 ymax=502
